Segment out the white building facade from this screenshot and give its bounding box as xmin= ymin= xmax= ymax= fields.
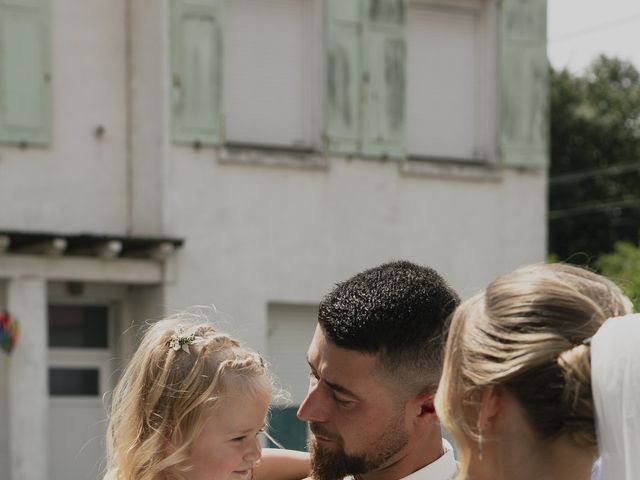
xmin=0 ymin=0 xmax=548 ymax=479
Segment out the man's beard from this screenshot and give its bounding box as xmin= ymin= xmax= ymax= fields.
xmin=308 ymin=414 xmax=409 ymax=480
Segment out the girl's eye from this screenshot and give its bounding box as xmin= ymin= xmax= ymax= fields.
xmin=233 ymin=426 xmax=265 ymax=442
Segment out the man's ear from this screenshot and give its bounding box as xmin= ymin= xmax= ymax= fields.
xmin=416 ymin=392 xmax=436 ymax=418
xmin=477 ymin=385 xmax=501 ymax=431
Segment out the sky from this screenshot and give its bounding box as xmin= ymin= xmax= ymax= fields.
xmin=547 ymin=0 xmax=640 ymax=73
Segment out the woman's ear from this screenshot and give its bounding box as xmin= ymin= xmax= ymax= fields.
xmin=477 ymin=385 xmax=501 ymax=432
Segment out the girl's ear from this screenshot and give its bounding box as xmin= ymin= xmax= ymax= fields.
xmin=477 ymin=385 xmax=501 ymax=432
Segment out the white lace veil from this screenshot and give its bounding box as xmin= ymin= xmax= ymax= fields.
xmin=592 ymin=313 xmax=640 ymax=480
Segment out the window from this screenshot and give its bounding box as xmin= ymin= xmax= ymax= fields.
xmin=224 ymin=0 xmax=316 ymax=149
xmin=49 ymin=368 xmax=99 ymax=397
xmin=171 ymin=0 xmax=407 ymax=157
xmin=47 ymin=304 xmax=111 ymax=398
xmin=407 ymin=0 xmax=495 ymax=161
xmin=48 ymin=304 xmax=109 ymax=348
xmin=170 ymin=0 xmax=318 ymax=149
xmin=168 ymin=0 xmax=548 ymax=168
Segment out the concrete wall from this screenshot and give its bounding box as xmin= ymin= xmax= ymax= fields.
xmin=128 ymin=0 xmax=169 ymax=236
xmin=0 ymin=0 xmax=547 ymax=369
xmin=122 ymin=0 xmax=546 ymax=358
xmin=0 ymin=283 xmax=8 ymax=475
xmin=162 ymin=151 xmax=547 ymax=351
xmin=0 ymin=356 xmax=8 ymax=476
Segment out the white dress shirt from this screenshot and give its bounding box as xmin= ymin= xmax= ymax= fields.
xmin=346 ymin=440 xmax=457 ymax=480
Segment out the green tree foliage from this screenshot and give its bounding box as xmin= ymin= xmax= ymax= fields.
xmin=596 ymin=241 xmax=640 ymax=311
xmin=549 ymin=56 xmax=640 ymax=264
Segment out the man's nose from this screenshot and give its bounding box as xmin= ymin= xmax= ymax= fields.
xmin=297 ymin=381 xmax=329 ymax=423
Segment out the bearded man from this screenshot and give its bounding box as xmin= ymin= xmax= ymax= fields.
xmin=297 ymin=260 xmax=460 ymax=480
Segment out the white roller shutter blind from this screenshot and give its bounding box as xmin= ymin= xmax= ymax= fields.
xmin=407 ymin=4 xmax=479 ymax=159
xmin=224 ymin=0 xmax=312 ymax=148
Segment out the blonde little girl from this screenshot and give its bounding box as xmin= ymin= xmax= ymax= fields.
xmin=105 ymin=313 xmax=309 ymax=480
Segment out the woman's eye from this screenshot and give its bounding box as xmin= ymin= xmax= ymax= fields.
xmin=232 ymin=436 xmax=246 ymax=442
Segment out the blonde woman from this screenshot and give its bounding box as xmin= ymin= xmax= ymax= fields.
xmin=105 ymin=314 xmax=309 ymax=480
xmin=435 ymin=263 xmax=634 ymax=480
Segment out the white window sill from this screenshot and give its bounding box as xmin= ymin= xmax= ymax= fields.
xmin=401 ymin=155 xmax=503 ymax=182
xmin=219 ymin=143 xmax=328 ymax=170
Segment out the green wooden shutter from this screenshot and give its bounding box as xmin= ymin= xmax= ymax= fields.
xmin=325 ymin=0 xmax=362 ymax=155
xmin=0 ymin=0 xmax=51 ymax=146
xmin=170 ymin=0 xmax=223 ymax=146
xmin=500 ymin=0 xmax=548 ymax=168
xmin=361 ymin=0 xmax=406 ymax=159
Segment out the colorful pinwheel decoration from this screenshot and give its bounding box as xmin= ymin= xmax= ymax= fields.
xmin=0 ymin=311 xmax=19 ymax=355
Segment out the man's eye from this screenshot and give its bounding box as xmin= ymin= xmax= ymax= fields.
xmin=334 ymin=395 xmax=353 ymax=407
xmin=232 ymin=436 xmax=246 ymax=442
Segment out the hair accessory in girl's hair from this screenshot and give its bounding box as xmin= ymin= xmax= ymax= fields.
xmin=257 ymin=352 xmax=266 ymax=368
xmin=168 ymin=325 xmax=203 ymax=353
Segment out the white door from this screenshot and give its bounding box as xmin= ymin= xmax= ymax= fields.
xmin=48 ymin=304 xmax=114 ymax=480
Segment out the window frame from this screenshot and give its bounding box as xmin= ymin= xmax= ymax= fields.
xmin=47 ymin=301 xmax=116 ymax=403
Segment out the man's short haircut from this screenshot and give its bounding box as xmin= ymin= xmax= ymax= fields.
xmin=318 ymin=260 xmax=460 ymax=396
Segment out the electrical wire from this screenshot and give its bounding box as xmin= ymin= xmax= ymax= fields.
xmin=550 ymin=162 xmax=640 ymax=185
xmin=549 ymin=12 xmax=640 ymax=43
xmin=549 ymin=197 xmax=640 ymax=220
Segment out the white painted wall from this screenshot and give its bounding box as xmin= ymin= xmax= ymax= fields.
xmin=0 ymin=355 xmax=8 ymax=476
xmin=0 ymin=0 xmax=128 ymax=234
xmin=0 ymin=282 xmax=8 ymax=474
xmin=162 ymin=150 xmax=547 ymax=353
xmin=8 ymin=278 xmax=48 ymax=480
xmin=129 ymin=0 xmax=169 ymax=236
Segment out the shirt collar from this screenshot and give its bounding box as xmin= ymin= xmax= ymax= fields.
xmin=398 ymin=440 xmax=458 ymax=480
xmin=345 ymin=440 xmax=458 ymax=480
